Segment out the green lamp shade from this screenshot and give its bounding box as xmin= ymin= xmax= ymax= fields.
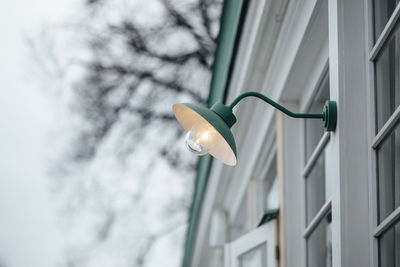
xmin=172 ymin=103 xmax=237 ymax=166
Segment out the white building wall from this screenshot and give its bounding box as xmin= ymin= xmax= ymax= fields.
xmin=189 ymin=0 xmax=377 ymax=266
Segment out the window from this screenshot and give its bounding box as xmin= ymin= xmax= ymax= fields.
xmin=303 ymin=73 xmax=332 ymax=267
xmin=263 ymin=155 xmax=279 ymax=211
xmin=379 ymin=220 xmax=400 ymax=266
xmin=377 ymin=126 xmax=400 ymax=222
xmin=225 ymin=143 xmax=279 ymax=267
xmin=371 ymin=1 xmax=400 ymax=266
xmin=231 ymin=151 xmax=279 ymax=238
xmin=304 ymin=75 xmax=330 ymax=161
xmin=373 ymin=0 xmax=400 ymax=41
xmin=224 ymin=220 xmax=277 ymax=267
xmin=231 ymin=194 xmax=250 ymax=240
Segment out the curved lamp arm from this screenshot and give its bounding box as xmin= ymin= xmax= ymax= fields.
xmin=228 ymin=91 xmax=337 ymax=131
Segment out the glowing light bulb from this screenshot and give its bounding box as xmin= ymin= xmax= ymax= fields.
xmin=185 ymin=122 xmax=218 ymax=155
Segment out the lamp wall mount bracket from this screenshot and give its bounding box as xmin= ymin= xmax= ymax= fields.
xmin=227 ymin=91 xmax=337 ymax=132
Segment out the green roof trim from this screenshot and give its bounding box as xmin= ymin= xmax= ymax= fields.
xmin=181 ymin=0 xmax=244 ymax=266
xmin=206 ymin=0 xmax=245 ymax=108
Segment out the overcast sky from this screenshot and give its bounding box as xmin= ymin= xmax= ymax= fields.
xmin=0 ymin=1 xmax=194 ymax=266
xmin=0 ymin=1 xmax=75 ymax=266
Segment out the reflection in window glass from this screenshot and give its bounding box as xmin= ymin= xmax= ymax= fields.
xmin=374 ymin=22 xmax=400 ymax=131
xmin=373 ymin=0 xmax=399 ymax=41
xmin=232 ymin=195 xmax=248 ymax=240
xmin=239 ymin=243 xmax=266 ymax=267
xmin=263 ymin=156 xmax=279 ymax=210
xmin=305 ymin=75 xmax=330 ymax=161
xmin=266 ymin=177 xmax=279 ymax=210
xmin=379 ymin=220 xmax=400 ymax=267
xmin=307 ymin=214 xmax=332 ymax=267
xmin=306 ymin=152 xmax=329 ymax=224
xmin=377 ymin=125 xmax=400 ymax=222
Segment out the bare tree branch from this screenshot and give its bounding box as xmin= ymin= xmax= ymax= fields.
xmin=88 ymin=63 xmax=206 ymax=103
xmin=135 ymin=222 xmax=185 ymax=267
xmin=32 ymin=1 xmax=222 ymax=266
xmin=161 ymin=0 xmax=215 ymax=62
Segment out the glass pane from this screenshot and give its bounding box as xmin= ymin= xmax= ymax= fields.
xmin=263 ymin=156 xmax=279 ymax=210
xmin=377 ymin=124 xmax=400 ymax=222
xmin=307 ymin=213 xmax=332 ymax=267
xmin=373 ymin=0 xmax=399 ymax=42
xmin=379 ymin=220 xmax=400 ymax=267
xmin=306 ymin=151 xmax=331 ymax=224
xmin=375 ymin=22 xmax=400 ymax=131
xmin=305 ymin=75 xmax=330 ymax=161
xmin=239 ymin=243 xmax=266 ymax=267
xmin=265 ymin=177 xmax=279 ymax=210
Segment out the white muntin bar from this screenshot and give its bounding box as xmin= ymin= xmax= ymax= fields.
xmin=302 ymin=132 xmax=330 ymax=178
xmin=369 ymin=3 xmax=400 ymax=61
xmin=303 ymin=200 xmax=332 ymax=239
xmin=374 ymin=206 xmax=400 ymax=237
xmin=372 ymin=105 xmax=400 ymax=149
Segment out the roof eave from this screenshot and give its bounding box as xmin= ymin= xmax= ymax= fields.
xmin=181 ymin=1 xmax=247 ymax=266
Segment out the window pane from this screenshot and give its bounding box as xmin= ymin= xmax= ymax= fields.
xmin=305 ymin=76 xmax=330 ymax=161
xmin=239 ymin=243 xmax=266 ymax=267
xmin=232 ymin=193 xmax=249 ymax=240
xmin=377 ymin=124 xmax=400 ymax=222
xmin=306 ymin=151 xmax=331 ymax=224
xmin=307 ymin=213 xmax=332 ymax=267
xmin=373 ymin=0 xmax=399 ymax=42
xmin=263 ymin=156 xmax=279 ymax=210
xmin=265 ymin=177 xmax=279 ymax=210
xmin=379 ymin=220 xmax=400 ymax=267
xmin=375 ymin=22 xmax=400 ymax=131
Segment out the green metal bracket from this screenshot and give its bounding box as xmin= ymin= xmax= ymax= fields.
xmin=257 ymin=208 xmax=279 ymax=227
xmin=228 ymin=91 xmax=337 ymax=132
xmin=322 ymin=100 xmax=337 ymax=132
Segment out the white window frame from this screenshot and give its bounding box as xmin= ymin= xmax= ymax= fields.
xmin=224 ymin=220 xmax=278 ymax=267
xmin=327 ymin=0 xmax=374 ymax=266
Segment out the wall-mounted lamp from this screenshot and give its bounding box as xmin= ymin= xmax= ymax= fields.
xmin=172 ymin=92 xmax=337 ymax=166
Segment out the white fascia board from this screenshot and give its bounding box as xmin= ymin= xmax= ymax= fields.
xmin=225 ymin=0 xmax=321 ymax=224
